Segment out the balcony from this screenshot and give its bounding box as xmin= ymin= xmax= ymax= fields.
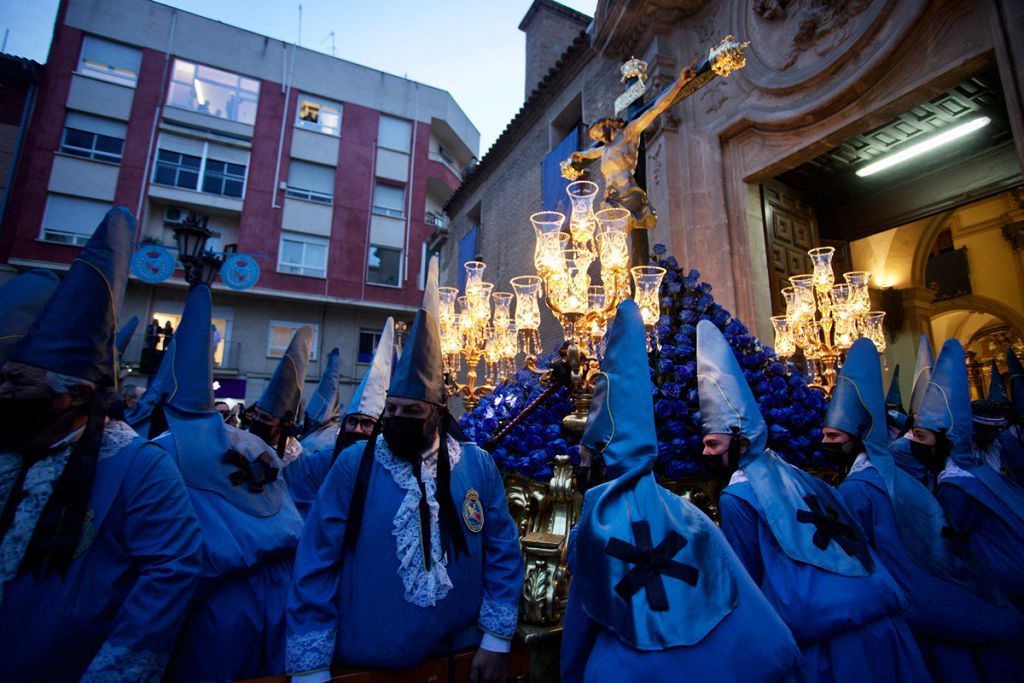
xmin=121 ymin=333 xmax=242 ymax=374
xmin=425 ymin=211 xmax=447 ymax=229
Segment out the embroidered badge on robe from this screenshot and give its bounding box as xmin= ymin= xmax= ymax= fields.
xmin=462 ymin=488 xmax=484 ymax=533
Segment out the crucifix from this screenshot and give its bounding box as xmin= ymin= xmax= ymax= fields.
xmin=561 ymin=36 xmax=749 ymax=265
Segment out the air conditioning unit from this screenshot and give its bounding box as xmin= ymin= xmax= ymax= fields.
xmin=163 ymin=206 xmax=189 ymax=225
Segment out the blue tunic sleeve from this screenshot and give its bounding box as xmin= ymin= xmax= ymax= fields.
xmin=285 ymin=449 xmax=358 ymax=675
xmin=838 ymin=481 xmax=877 ymax=547
xmin=560 ymin=530 xmax=597 ymax=683
xmin=288 ymin=448 xmax=332 ymax=519
xmin=82 ymin=443 xmax=203 ymax=683
xmin=718 ymin=491 xmax=765 ymax=586
xmin=474 ymin=447 xmax=524 ymax=640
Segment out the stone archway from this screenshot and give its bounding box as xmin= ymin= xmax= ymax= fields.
xmin=927 ymin=294 xmax=1024 ymax=342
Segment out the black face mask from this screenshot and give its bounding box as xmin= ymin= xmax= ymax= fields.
xmin=974 ymin=427 xmax=1002 ymax=451
xmin=821 ymin=438 xmax=859 ymax=473
xmin=382 ymin=415 xmax=432 ymax=464
xmin=0 ymin=397 xmax=58 ymax=450
xmin=248 ymin=420 xmax=276 ymax=448
xmin=336 ymin=430 xmax=365 ymax=452
xmin=910 ymin=438 xmax=946 ymax=475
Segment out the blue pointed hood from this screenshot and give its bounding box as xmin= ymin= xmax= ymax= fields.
xmin=915 ymin=339 xmax=973 ymax=455
xmin=988 ymin=360 xmax=1009 ymax=405
xmin=908 ymin=335 xmax=934 ymax=416
xmin=0 ymin=269 xmax=59 ymax=366
xmin=305 ymin=347 xmax=341 ymax=428
xmin=126 ymin=284 xmax=215 ymax=428
xmin=115 ymin=315 xmax=139 ymax=356
xmin=348 ymin=317 xmax=394 ymax=418
xmin=582 ymin=300 xmax=657 ymax=477
xmin=921 ymin=339 xmax=1024 ymax=527
xmin=698 ymin=319 xmax=873 ymax=576
xmin=885 ymin=364 xmax=904 ymax=411
xmin=422 ymin=254 xmax=439 ymax=329
xmin=1007 ymin=348 xmax=1024 ymax=417
xmin=10 ymin=207 xmax=134 ymax=384
xmin=574 ymin=302 xmax=739 ymax=650
xmin=389 ymin=308 xmax=444 ymax=405
xmin=257 ymin=325 xmax=313 ymax=420
xmin=825 ymin=338 xmax=894 ymax=490
xmin=696 ymin=319 xmax=766 ymax=461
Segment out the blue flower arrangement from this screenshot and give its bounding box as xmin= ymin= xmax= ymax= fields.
xmin=460 ymin=248 xmax=828 ymax=481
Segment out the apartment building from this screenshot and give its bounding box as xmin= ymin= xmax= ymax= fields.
xmin=0 ymin=0 xmax=478 ymax=406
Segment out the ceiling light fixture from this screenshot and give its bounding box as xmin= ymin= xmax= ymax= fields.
xmin=855 ymin=116 xmax=991 ymax=178
xmin=194 ymin=78 xmax=207 ymax=106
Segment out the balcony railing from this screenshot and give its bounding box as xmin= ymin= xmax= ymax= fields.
xmin=425 ymin=212 xmax=447 ymax=229
xmin=121 ymin=333 xmax=241 ymax=373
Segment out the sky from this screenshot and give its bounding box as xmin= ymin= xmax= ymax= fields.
xmin=0 ymin=0 xmax=597 ymax=156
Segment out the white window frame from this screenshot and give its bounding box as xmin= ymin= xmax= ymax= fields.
xmin=378 ymin=115 xmax=412 ymax=153
xmin=166 ymin=58 xmax=260 ymax=125
xmin=39 ymin=194 xmax=110 ymax=246
xmin=77 ymin=36 xmax=140 ymax=87
xmin=277 ymin=232 xmax=329 ymax=279
xmin=267 ymin=321 xmax=319 ymax=360
xmin=60 ymin=127 xmax=124 ymax=163
xmin=152 ymin=141 xmax=248 ymax=199
xmin=295 ymin=94 xmax=343 ymax=137
xmin=285 ymin=160 xmax=335 ymax=204
xmin=366 ymin=243 xmax=403 ymax=287
xmin=371 ymin=182 xmax=405 ymax=218
xmin=357 ymin=328 xmax=384 ymax=364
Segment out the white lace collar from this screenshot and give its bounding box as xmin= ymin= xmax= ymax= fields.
xmin=281 ymin=435 xmax=303 ymax=467
xmin=939 ymin=461 xmax=975 ymax=482
xmin=374 ymin=435 xmax=462 ymax=608
xmin=728 ymin=469 xmax=748 ymax=486
xmin=848 ymin=452 xmax=874 ymax=475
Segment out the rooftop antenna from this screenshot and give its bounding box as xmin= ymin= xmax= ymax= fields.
xmin=320 ymin=31 xmax=335 ymax=57
xmin=297 ymin=4 xmax=302 ymax=46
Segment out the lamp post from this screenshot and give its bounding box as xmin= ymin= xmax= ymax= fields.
xmin=172 ymin=212 xmax=223 ymax=288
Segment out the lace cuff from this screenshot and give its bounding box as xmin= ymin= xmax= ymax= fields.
xmin=479 ymin=598 xmax=518 ymax=638
xmin=286 ymin=628 xmax=336 ymax=674
xmin=81 ymin=643 xmax=168 ymax=683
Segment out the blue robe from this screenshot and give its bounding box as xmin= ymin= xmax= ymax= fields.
xmin=300 ymin=419 xmax=340 ymax=456
xmin=996 ymin=426 xmax=1024 ymax=484
xmin=720 ymin=477 xmax=929 ymax=682
xmin=840 ymin=458 xmax=1024 ymax=681
xmin=287 ymin=445 xmax=337 ymax=519
xmin=938 ymin=467 xmax=1024 ymax=612
xmin=0 ymin=421 xmax=203 ymax=682
xmin=156 ymin=427 xmax=304 ymax=682
xmin=285 ymin=437 xmax=523 ymax=674
xmin=560 ymin=505 xmax=799 ymax=682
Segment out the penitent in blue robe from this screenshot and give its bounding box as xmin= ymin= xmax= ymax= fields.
xmin=560 ymin=501 xmax=799 ymax=683
xmin=996 ymin=426 xmax=1024 ymax=485
xmin=938 ymin=467 xmax=1024 ymax=612
xmin=840 ymin=458 xmax=1024 ymax=681
xmin=157 ymin=425 xmax=304 ymax=682
xmin=720 ymin=476 xmax=929 ymax=683
xmin=286 ymin=437 xmax=523 ymax=674
xmin=287 ymin=443 xmax=342 ymax=519
xmin=0 ymin=421 xmax=203 ymax=682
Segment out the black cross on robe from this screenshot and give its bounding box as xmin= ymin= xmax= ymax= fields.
xmin=795 ymin=493 xmax=872 ymax=570
xmin=605 ymin=520 xmax=699 ymax=611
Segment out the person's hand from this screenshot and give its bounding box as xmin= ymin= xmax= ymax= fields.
xmin=469 ymin=647 xmax=508 ymax=683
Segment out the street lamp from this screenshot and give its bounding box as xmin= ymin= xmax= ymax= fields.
xmin=172 ymin=212 xmax=219 ymax=288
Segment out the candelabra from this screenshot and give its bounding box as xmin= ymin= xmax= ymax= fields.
xmin=439 ymin=261 xmax=518 ymax=412
xmin=772 ymin=246 xmax=886 ymax=395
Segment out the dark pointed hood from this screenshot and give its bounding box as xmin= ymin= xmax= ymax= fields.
xmin=10 ymin=207 xmax=134 ymax=384
xmin=1007 ymin=348 xmax=1024 ymax=417
xmin=908 ymin=335 xmax=934 ymax=416
xmin=115 ymin=315 xmax=139 ymax=357
xmin=388 ymin=308 xmax=444 ymax=405
xmin=126 ymin=284 xmax=214 ymax=429
xmin=257 ymin=325 xmax=313 ymax=420
xmin=0 ymin=269 xmax=60 ymax=366
xmin=305 ymin=346 xmax=341 ymax=428
xmin=885 ymin=364 xmax=904 ymax=411
xmin=988 ymin=360 xmax=1009 ymax=405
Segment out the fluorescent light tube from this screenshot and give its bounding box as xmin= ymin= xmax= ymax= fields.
xmin=194 ymin=79 xmax=207 ymax=106
xmin=856 ymin=116 xmax=991 ymax=177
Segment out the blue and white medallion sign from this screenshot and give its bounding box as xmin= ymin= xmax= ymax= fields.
xmin=131 ymin=246 xmax=176 ymax=284
xmin=221 ymin=253 xmax=260 ymax=290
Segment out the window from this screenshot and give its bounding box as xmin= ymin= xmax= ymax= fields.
xmin=40 ymin=194 xmax=110 ymax=245
xmin=268 ymin=321 xmax=319 ymax=359
xmin=372 ymin=183 xmax=405 ymax=218
xmin=296 ymin=95 xmax=342 ymax=136
xmin=358 ymin=329 xmax=387 ymax=364
xmin=154 ymin=312 xmax=231 ymax=366
xmin=77 ymin=36 xmax=141 ymax=87
xmin=278 ymin=232 xmax=328 ymax=278
xmin=153 ymin=147 xmax=247 ymax=198
xmin=154 ymin=150 xmax=201 ymax=190
xmin=286 ymin=160 xmax=334 ymax=204
xmin=367 ymin=245 xmax=401 ymax=286
xmin=202 ymin=160 xmax=246 ymax=198
xmin=166 ymin=59 xmax=260 ymax=125
xmin=378 ymin=115 xmax=411 ymax=153
xmin=61 ymin=113 xmax=126 ymax=163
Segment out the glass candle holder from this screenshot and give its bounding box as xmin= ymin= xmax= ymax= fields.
xmin=808 ymin=246 xmax=836 ymax=290
xmin=438 ymin=286 xmax=459 ymax=319
xmin=771 ymin=315 xmax=796 ymax=359
xmin=860 ymin=311 xmax=887 ymax=353
xmin=631 ymin=265 xmax=666 ymax=327
xmin=464 ymin=260 xmax=486 ymax=290
xmin=535 ymin=232 xmax=570 ymax=276
xmin=511 ymin=275 xmax=543 ymax=356
xmin=491 ymin=292 xmax=513 ymax=328
xmin=843 ymin=271 xmax=871 ymax=312
xmin=788 ymin=275 xmax=817 ymax=319
xmin=560 ymin=248 xmax=593 ymax=315
xmin=595 ymin=229 xmax=629 ymax=272
xmin=781 ymin=286 xmax=797 ymax=319
xmin=566 ymin=180 xmax=599 ymax=248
